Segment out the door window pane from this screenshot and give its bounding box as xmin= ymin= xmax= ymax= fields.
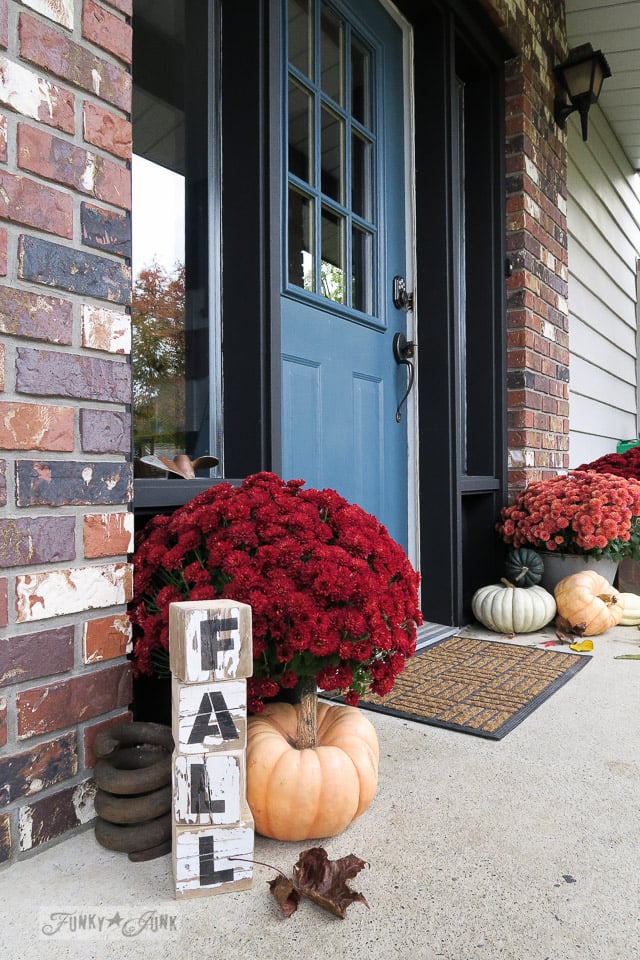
xmin=320 ymin=6 xmax=343 ymax=105
xmin=321 ymin=206 xmax=345 ymax=303
xmin=288 ymin=0 xmax=313 ymax=79
xmin=352 ymin=225 xmax=372 ymax=313
xmin=351 ymin=38 xmax=370 ymax=125
xmin=288 ymin=186 xmax=314 ymax=291
xmin=289 ymin=78 xmax=313 ymax=184
xmin=352 ymin=131 xmax=371 ymax=218
xmin=321 ymin=106 xmax=344 ymax=202
xmin=286 ymin=2 xmax=376 ymax=315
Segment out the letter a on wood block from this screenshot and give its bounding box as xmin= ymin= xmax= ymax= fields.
xmin=174 ymin=751 xmax=248 ymax=826
xmin=173 ymin=821 xmax=254 ymax=899
xmin=169 ymin=600 xmax=253 ymax=683
xmin=173 ymin=678 xmax=247 ymax=754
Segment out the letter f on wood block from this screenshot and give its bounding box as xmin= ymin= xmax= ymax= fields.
xmin=169 ymin=601 xmax=253 ymax=683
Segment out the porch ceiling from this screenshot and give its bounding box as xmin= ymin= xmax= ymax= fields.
xmin=565 ymin=0 xmax=640 ymax=170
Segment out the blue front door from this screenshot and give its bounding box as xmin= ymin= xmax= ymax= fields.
xmin=281 ymin=0 xmax=412 ymax=549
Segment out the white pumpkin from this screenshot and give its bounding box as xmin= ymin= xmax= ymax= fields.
xmin=472 ymin=579 xmax=556 ymax=634
xmin=618 ymin=592 xmax=640 ymax=626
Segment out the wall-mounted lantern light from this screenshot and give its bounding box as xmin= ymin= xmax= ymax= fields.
xmin=554 ymin=43 xmax=612 ymax=142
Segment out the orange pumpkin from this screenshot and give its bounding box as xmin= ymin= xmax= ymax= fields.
xmin=246 ymin=701 xmax=379 ymax=841
xmin=554 ymin=570 xmax=624 ymax=636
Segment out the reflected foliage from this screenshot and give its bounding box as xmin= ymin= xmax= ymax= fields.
xmin=132 ymin=262 xmax=186 ymax=457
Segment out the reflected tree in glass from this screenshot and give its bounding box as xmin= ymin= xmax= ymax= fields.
xmin=132 ymin=261 xmax=186 ymax=458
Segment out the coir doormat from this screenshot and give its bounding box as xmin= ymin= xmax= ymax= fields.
xmin=348 ymin=635 xmax=591 ymax=740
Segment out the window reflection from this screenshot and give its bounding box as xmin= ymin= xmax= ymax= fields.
xmin=289 ymin=78 xmax=313 ymax=184
xmin=131 ymin=0 xmax=211 ymax=471
xmin=288 ymin=186 xmax=314 ymax=291
xmin=320 ymin=6 xmax=343 ymax=105
xmin=321 ymin=106 xmax=344 ymax=202
xmin=321 ymin=206 xmax=345 ymax=303
xmin=131 ymin=157 xmax=186 ymax=462
xmin=351 ymin=38 xmax=370 ymax=125
xmin=352 ymin=131 xmax=371 ymax=219
xmin=288 ymin=0 xmax=313 ymax=79
xmin=352 ymin=225 xmax=372 ymax=313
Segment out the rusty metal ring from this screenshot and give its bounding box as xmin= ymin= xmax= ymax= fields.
xmin=94 ymin=812 xmax=172 ymax=855
xmin=128 ymin=839 xmax=172 ymax=862
xmin=94 ymin=784 xmax=172 ymax=824
xmin=94 ymin=746 xmax=172 ymax=796
xmin=93 ymin=722 xmax=174 ymax=759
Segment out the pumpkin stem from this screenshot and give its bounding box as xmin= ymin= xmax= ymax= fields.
xmin=295 ymin=681 xmax=318 ymax=750
xmin=500 ymin=577 xmax=516 ymax=589
xmin=596 ymin=593 xmax=618 ymax=606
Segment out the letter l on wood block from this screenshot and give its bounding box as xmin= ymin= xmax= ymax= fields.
xmin=173 ymin=821 xmax=254 ymax=899
xmin=173 ymin=751 xmax=250 ymax=826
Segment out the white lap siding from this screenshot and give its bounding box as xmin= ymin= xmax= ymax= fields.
xmin=567 ymin=106 xmax=640 ymax=467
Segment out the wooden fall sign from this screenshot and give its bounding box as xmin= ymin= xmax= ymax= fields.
xmin=169 ymin=600 xmax=254 ymax=899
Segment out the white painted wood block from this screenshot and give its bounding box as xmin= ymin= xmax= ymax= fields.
xmin=169 ymin=600 xmax=253 ymax=683
xmin=173 ymin=751 xmax=250 ymax=826
xmin=173 ymin=821 xmax=254 ymax=899
xmin=172 ymin=678 xmax=247 ymax=755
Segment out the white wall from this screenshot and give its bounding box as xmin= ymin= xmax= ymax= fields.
xmin=567 ymin=105 xmax=640 ymax=468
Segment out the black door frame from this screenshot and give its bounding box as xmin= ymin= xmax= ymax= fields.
xmin=389 ymin=0 xmax=511 ymax=626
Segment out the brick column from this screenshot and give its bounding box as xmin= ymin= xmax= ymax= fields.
xmin=504 ymin=55 xmax=570 ymax=491
xmin=0 ymin=0 xmax=133 ymax=865
xmin=480 ymin=0 xmax=571 ymax=496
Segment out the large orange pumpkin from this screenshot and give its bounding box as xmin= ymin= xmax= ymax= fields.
xmin=554 ymin=570 xmax=624 ymax=636
xmin=246 ymin=701 xmax=379 ymax=841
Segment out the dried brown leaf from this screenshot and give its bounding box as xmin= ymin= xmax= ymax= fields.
xmin=268 ymin=875 xmax=301 ymax=918
xmin=554 ymin=615 xmax=587 ymax=643
xmin=292 ymin=846 xmax=369 ymax=919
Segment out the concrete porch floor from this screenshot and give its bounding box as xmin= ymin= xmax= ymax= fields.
xmin=1 ymin=623 xmax=639 ymax=960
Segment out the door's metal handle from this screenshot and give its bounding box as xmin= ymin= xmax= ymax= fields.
xmin=393 ymin=332 xmax=415 ymax=423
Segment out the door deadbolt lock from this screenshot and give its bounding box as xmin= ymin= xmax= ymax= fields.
xmin=393 ymin=275 xmax=414 ymax=311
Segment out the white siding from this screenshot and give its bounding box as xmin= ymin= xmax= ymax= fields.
xmin=567 ymin=105 xmax=640 ymax=467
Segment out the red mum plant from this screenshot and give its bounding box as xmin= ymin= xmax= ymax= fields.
xmin=577 ymin=446 xmax=640 ymax=480
xmin=497 ymin=470 xmax=640 ymax=562
xmin=129 ymin=472 xmax=422 ymax=712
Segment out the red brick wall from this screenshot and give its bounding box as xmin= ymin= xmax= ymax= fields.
xmin=479 ymin=0 xmax=571 ymax=494
xmin=0 ymin=0 xmax=133 ymax=865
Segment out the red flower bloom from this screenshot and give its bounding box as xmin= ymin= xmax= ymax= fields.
xmin=577 ymin=446 xmax=640 ymax=480
xmin=279 ymin=670 xmax=299 ymax=689
xmin=497 ymin=470 xmax=640 ymax=562
xmin=130 ymin=472 xmax=421 ymax=710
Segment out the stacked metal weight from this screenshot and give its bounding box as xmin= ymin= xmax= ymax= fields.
xmin=93 ymin=722 xmax=174 ymax=861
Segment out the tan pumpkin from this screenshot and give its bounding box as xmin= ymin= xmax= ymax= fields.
xmin=246 ymin=701 xmax=379 ymax=841
xmin=554 ymin=570 xmax=624 ymax=636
